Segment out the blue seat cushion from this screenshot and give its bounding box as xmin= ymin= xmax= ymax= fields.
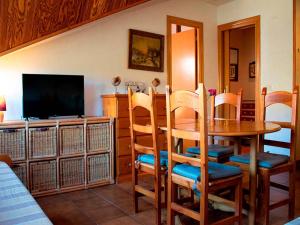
xmin=172 ymin=161 xmax=241 ymax=181
xmin=138 ymin=150 xmax=168 ymax=166
xmin=285 ymin=217 xmax=300 ymax=225
xmin=229 ymin=152 xmax=289 ymax=169
xmin=186 ymin=144 xmax=234 ymax=158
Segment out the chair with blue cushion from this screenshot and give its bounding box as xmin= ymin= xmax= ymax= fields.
xmin=229 ymin=87 xmax=298 ymax=225
xmin=128 ymin=87 xmax=167 ymax=225
xmin=166 ymin=84 xmax=243 ymax=225
xmin=186 ymin=89 xmax=242 ymax=162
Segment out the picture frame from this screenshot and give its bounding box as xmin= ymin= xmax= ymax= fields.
xmin=230 ymin=64 xmax=238 ymax=81
xmin=230 ymin=48 xmax=239 ymax=64
xmin=230 ymin=48 xmax=239 ymax=81
xmin=249 ymin=61 xmax=255 ymax=78
xmin=128 ymin=29 xmax=164 ymax=72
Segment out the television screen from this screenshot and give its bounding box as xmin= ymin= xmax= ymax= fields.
xmin=23 ymin=74 xmax=84 ymax=119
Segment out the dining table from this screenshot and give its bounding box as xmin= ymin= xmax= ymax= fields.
xmin=160 ymin=118 xmax=281 ymax=225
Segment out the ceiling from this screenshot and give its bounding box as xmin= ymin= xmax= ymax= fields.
xmin=0 ymin=0 xmax=149 ymax=57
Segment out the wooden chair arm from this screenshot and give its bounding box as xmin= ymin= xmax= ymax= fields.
xmin=0 ymin=154 xmax=12 ymax=167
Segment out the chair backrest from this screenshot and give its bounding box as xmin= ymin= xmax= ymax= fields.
xmin=260 ymin=87 xmax=299 ymax=161
xmin=166 ymin=83 xmax=209 ymax=221
xmin=210 ymin=90 xmax=242 ymax=120
xmin=128 ymin=87 xmax=160 ymax=168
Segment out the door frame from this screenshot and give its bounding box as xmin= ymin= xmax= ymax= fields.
xmin=293 ymin=0 xmax=300 ymax=161
xmin=294 ymin=0 xmax=296 ymax=86
xmin=167 ymin=15 xmax=204 ymax=87
xmin=218 ymin=16 xmax=261 ymax=120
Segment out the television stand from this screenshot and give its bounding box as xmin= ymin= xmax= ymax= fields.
xmin=0 ymin=116 xmax=114 ymax=197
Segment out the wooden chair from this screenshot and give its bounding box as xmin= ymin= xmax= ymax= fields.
xmin=229 ymin=87 xmax=298 ymax=224
xmin=210 ymin=89 xmax=242 ymax=121
xmin=186 ymin=90 xmax=243 ymax=162
xmin=166 ymin=84 xmax=243 ymax=225
xmin=128 ymin=87 xmax=167 ymax=225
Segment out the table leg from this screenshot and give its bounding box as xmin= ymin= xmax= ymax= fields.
xmin=233 ymin=137 xmax=241 ymax=155
xmin=249 ymin=135 xmax=258 ymax=225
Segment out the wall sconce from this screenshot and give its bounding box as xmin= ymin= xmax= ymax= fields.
xmin=0 ymin=96 xmax=6 ymax=122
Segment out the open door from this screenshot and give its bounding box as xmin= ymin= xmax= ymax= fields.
xmin=167 ymin=16 xmax=204 ymax=87
xmin=167 ymin=16 xmax=204 ymax=150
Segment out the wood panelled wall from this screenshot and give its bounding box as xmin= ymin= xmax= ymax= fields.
xmin=0 ymin=0 xmax=149 ymax=56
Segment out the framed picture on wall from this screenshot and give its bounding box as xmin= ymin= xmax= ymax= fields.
xmin=230 ymin=64 xmax=238 ymax=81
xmin=249 ymin=61 xmax=255 ymax=78
xmin=128 ymin=29 xmax=164 ymax=72
xmin=230 ymin=48 xmax=239 ymax=81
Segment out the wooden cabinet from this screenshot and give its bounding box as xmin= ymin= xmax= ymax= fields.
xmin=0 ymin=117 xmax=114 ymax=196
xmin=241 ymin=100 xmax=255 ymax=121
xmin=102 ymin=94 xmax=166 ymax=182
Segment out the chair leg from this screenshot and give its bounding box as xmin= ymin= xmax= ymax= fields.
xmin=261 ymin=172 xmax=270 ymax=225
xmin=167 ymin=182 xmax=176 ymax=225
xmin=133 ymin=168 xmax=138 ymax=213
xmin=155 ymin=173 xmax=162 ymax=225
xmin=191 ymin=190 xmax=195 ymax=204
xmin=235 ymin=179 xmax=243 ymax=225
xmin=288 ymin=166 xmax=295 ymax=220
xmin=164 ymin=174 xmax=168 ymax=208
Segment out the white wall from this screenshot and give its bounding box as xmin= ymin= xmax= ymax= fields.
xmin=218 ymin=0 xmax=293 ymax=155
xmin=0 ymin=0 xmax=218 ymax=120
xmin=218 ymin=0 xmax=293 ymax=92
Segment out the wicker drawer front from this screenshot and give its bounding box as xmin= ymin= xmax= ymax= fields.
xmin=30 ymin=160 xmax=57 ymax=193
xmin=0 ymin=128 xmax=26 ymax=161
xmin=87 ymin=154 xmax=110 ymax=183
xmin=60 ymin=125 xmax=84 ymax=155
xmin=60 ymin=157 xmax=85 ymax=188
xmin=12 ymin=163 xmax=27 ymax=187
xmin=87 ymin=123 xmax=110 ymax=153
xmin=29 ymin=127 xmax=57 ymax=159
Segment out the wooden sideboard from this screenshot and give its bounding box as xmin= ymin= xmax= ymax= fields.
xmin=0 ymin=117 xmax=114 ymax=196
xmin=101 ymin=94 xmax=166 ymax=182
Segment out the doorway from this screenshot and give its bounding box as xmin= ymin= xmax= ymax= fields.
xmin=167 ymin=16 xmax=204 ymax=89
xmin=218 ymin=16 xmax=260 ymax=121
xmin=167 ymin=15 xmax=204 ymax=149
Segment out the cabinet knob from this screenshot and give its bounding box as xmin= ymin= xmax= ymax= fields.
xmin=128 ymin=163 xmax=132 ymax=167
xmin=128 ymin=144 xmax=131 ymax=149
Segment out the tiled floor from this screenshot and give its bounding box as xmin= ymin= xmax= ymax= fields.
xmin=37 ymin=169 xmax=300 ymax=225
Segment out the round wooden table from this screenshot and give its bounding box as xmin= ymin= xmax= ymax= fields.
xmin=160 ymin=119 xmax=281 ymax=225
xmin=168 ymin=118 xmax=281 ymax=136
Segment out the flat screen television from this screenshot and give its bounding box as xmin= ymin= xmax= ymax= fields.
xmin=22 ymin=74 xmax=84 ymax=119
